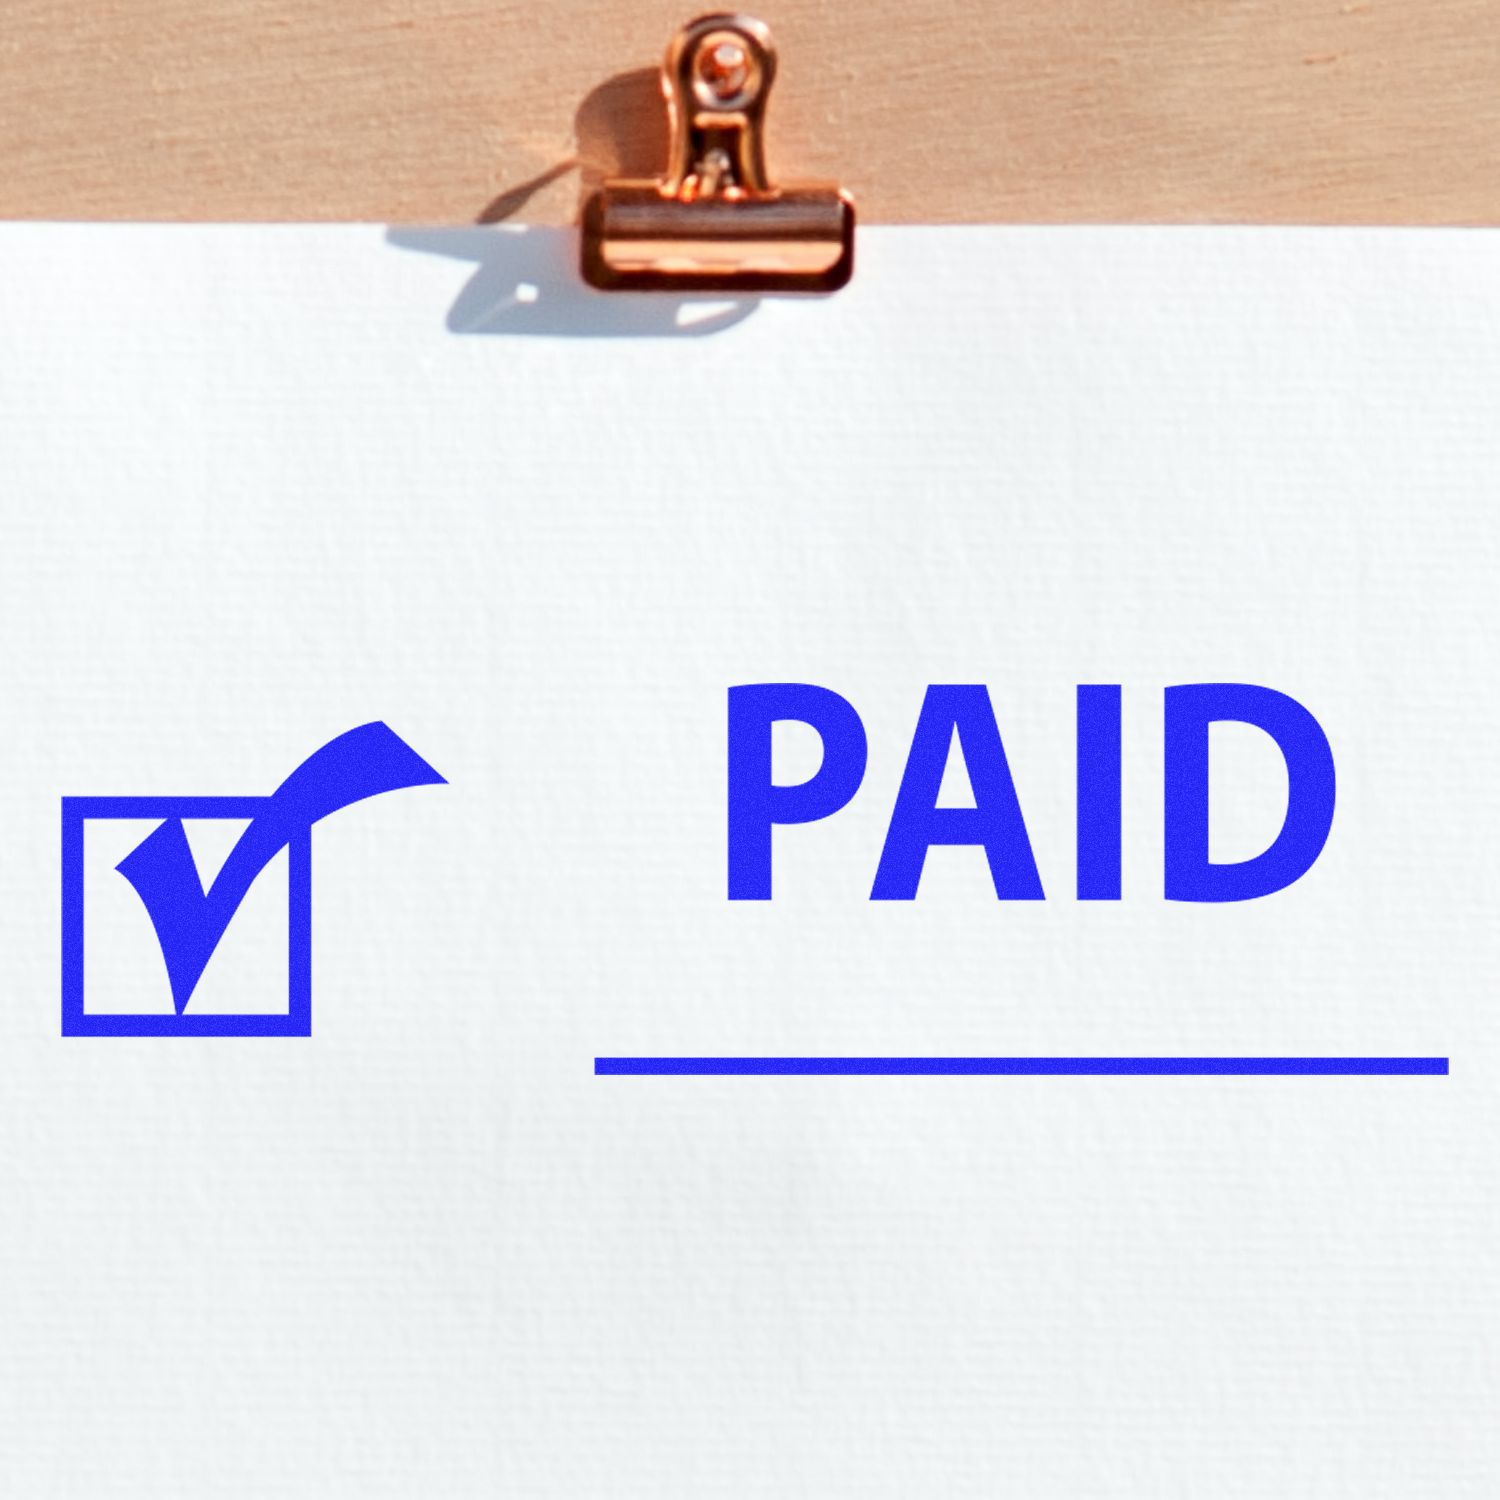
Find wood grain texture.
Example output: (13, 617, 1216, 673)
(1, 0, 1496, 224)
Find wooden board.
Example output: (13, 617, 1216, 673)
(2, 0, 1496, 224)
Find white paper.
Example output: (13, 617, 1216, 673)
(0, 224, 1496, 1496)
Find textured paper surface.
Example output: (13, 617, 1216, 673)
(0, 225, 1496, 1496)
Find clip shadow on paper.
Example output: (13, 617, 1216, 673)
(385, 225, 759, 338)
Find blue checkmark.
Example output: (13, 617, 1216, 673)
(114, 722, 445, 1012)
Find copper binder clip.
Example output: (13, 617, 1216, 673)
(581, 14, 855, 293)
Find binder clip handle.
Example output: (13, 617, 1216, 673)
(663, 15, 776, 200)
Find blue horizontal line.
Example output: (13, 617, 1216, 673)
(595, 1057, 1448, 1076)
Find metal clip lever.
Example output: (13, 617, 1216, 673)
(581, 14, 855, 293)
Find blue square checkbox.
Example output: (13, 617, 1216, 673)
(61, 797, 312, 1038)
